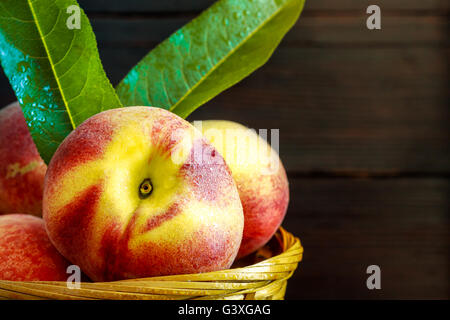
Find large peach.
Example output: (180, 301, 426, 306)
(196, 120, 289, 258)
(0, 214, 71, 281)
(43, 107, 244, 281)
(0, 102, 46, 216)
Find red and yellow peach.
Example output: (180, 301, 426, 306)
(0, 102, 46, 216)
(43, 107, 244, 281)
(0, 214, 71, 281)
(197, 120, 289, 258)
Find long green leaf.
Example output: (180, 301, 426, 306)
(0, 0, 122, 164)
(116, 0, 305, 119)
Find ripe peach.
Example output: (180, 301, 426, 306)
(43, 107, 244, 281)
(0, 214, 71, 281)
(0, 102, 46, 216)
(196, 120, 289, 258)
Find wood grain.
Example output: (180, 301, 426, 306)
(88, 16, 449, 47)
(190, 47, 449, 174)
(75, 45, 446, 174)
(284, 177, 449, 299)
(78, 0, 450, 12)
(0, 15, 447, 174)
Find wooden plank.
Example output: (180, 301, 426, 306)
(0, 45, 447, 173)
(307, 0, 449, 11)
(0, 14, 447, 173)
(89, 16, 449, 47)
(287, 16, 448, 46)
(282, 177, 449, 299)
(86, 16, 448, 173)
(79, 0, 449, 13)
(185, 48, 449, 174)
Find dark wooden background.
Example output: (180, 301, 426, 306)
(0, 0, 448, 299)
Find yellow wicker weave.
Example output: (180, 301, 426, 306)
(0, 227, 302, 300)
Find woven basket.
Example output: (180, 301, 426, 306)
(0, 227, 302, 300)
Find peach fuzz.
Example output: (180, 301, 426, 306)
(0, 214, 71, 281)
(0, 102, 46, 216)
(197, 120, 289, 258)
(43, 107, 244, 281)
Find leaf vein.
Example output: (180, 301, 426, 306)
(27, 0, 76, 129)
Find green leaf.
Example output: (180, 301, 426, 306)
(116, 0, 306, 119)
(0, 0, 122, 164)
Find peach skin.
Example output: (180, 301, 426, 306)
(197, 120, 289, 258)
(0, 214, 71, 281)
(43, 107, 244, 281)
(0, 102, 46, 216)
